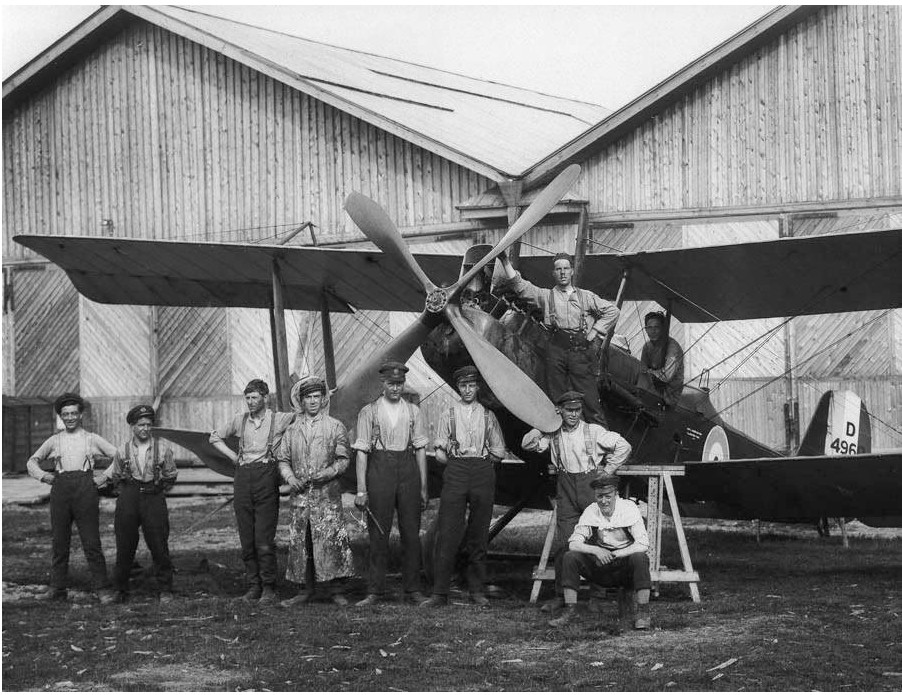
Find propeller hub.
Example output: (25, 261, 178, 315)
(425, 288, 449, 313)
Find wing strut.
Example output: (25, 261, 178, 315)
(321, 291, 337, 390)
(270, 257, 292, 411)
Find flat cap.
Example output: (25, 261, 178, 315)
(453, 365, 479, 384)
(126, 404, 155, 425)
(244, 379, 269, 396)
(379, 361, 409, 381)
(590, 473, 620, 491)
(297, 378, 327, 398)
(54, 392, 84, 415)
(555, 391, 584, 407)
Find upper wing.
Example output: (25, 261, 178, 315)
(518, 228, 902, 322)
(14, 235, 464, 312)
(681, 452, 902, 519)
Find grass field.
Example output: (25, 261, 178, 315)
(2, 496, 901, 691)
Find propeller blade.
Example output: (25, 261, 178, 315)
(344, 192, 436, 294)
(445, 304, 561, 432)
(328, 310, 443, 424)
(448, 163, 581, 299)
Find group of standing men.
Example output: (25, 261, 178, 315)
(26, 251, 683, 630)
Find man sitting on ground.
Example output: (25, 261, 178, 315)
(548, 473, 652, 630)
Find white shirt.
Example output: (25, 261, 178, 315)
(522, 421, 631, 474)
(568, 498, 649, 552)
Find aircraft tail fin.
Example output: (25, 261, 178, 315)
(797, 390, 871, 456)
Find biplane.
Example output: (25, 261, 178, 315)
(15, 164, 902, 533)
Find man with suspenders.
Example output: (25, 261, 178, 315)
(422, 365, 507, 608)
(353, 361, 429, 606)
(210, 379, 295, 603)
(26, 392, 118, 603)
(495, 252, 620, 426)
(521, 391, 631, 613)
(102, 404, 178, 603)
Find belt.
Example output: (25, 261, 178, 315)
(549, 329, 590, 351)
(56, 470, 92, 477)
(122, 479, 162, 494)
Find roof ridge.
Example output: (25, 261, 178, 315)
(165, 5, 606, 110)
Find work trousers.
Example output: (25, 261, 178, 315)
(431, 456, 495, 596)
(546, 342, 606, 426)
(113, 481, 173, 593)
(553, 470, 598, 594)
(559, 550, 652, 592)
(233, 461, 280, 589)
(365, 449, 422, 595)
(49, 471, 110, 590)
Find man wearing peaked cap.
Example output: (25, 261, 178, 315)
(210, 379, 295, 604)
(550, 472, 653, 630)
(26, 393, 118, 603)
(422, 365, 506, 608)
(521, 391, 632, 615)
(100, 404, 178, 603)
(353, 360, 429, 606)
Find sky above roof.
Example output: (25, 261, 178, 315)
(2, 4, 774, 112)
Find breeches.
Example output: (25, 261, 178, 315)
(546, 343, 605, 425)
(559, 550, 651, 592)
(113, 482, 172, 591)
(49, 471, 109, 590)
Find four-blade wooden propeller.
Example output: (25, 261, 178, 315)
(333, 164, 581, 432)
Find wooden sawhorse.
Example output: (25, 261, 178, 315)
(529, 464, 701, 603)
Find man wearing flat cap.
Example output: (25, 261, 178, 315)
(210, 379, 295, 603)
(353, 360, 429, 606)
(26, 392, 118, 602)
(495, 252, 619, 426)
(423, 365, 507, 608)
(101, 404, 178, 603)
(548, 473, 652, 630)
(277, 377, 355, 607)
(521, 391, 631, 613)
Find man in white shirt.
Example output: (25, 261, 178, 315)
(422, 365, 507, 608)
(521, 391, 631, 613)
(353, 361, 429, 606)
(548, 473, 652, 630)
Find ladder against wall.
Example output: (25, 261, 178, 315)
(530, 464, 701, 603)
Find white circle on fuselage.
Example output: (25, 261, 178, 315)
(702, 425, 730, 461)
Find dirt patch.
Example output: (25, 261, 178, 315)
(108, 663, 249, 690)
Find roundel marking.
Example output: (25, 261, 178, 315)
(702, 425, 730, 461)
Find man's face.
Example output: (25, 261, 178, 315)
(301, 391, 324, 416)
(132, 416, 153, 442)
(645, 318, 665, 343)
(561, 404, 582, 428)
(59, 405, 82, 432)
(595, 487, 618, 516)
(553, 259, 573, 288)
(245, 391, 266, 416)
(458, 380, 479, 404)
(383, 379, 405, 402)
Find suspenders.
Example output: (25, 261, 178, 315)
(370, 400, 416, 452)
(237, 411, 276, 465)
(550, 422, 599, 473)
(448, 405, 491, 459)
(546, 287, 588, 333)
(123, 438, 162, 483)
(52, 432, 95, 473)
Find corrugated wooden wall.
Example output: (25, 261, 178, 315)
(79, 299, 151, 397)
(577, 5, 902, 212)
(2, 18, 491, 261)
(12, 267, 79, 396)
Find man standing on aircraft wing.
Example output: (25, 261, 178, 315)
(353, 361, 429, 607)
(210, 379, 295, 604)
(548, 473, 652, 630)
(639, 311, 684, 406)
(26, 392, 118, 603)
(521, 391, 631, 613)
(422, 365, 507, 608)
(102, 404, 178, 603)
(495, 252, 619, 426)
(277, 377, 355, 608)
